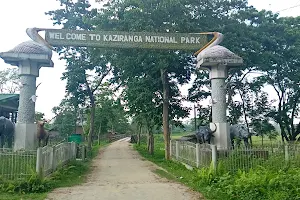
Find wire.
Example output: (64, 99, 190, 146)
(276, 4, 300, 13)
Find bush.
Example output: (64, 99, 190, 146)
(195, 165, 300, 200)
(0, 173, 52, 194)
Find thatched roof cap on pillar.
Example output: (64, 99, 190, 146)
(0, 41, 53, 67)
(197, 45, 243, 68)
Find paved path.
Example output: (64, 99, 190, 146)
(46, 138, 202, 200)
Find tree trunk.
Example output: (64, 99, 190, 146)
(149, 133, 154, 155)
(138, 125, 141, 146)
(161, 69, 170, 160)
(239, 90, 252, 147)
(98, 122, 102, 146)
(88, 103, 95, 150)
(146, 128, 154, 155)
(74, 106, 77, 134)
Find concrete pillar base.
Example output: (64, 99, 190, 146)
(14, 123, 37, 151)
(210, 122, 231, 150)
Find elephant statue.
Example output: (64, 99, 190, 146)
(230, 124, 251, 148)
(37, 120, 49, 147)
(0, 116, 15, 148)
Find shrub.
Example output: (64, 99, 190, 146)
(0, 173, 52, 194)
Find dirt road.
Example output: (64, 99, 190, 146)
(46, 138, 202, 200)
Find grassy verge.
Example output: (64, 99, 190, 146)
(135, 136, 300, 200)
(0, 141, 109, 200)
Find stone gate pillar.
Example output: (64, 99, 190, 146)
(0, 41, 53, 150)
(197, 45, 243, 149)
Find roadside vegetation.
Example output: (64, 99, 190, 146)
(135, 134, 300, 200)
(0, 142, 108, 200)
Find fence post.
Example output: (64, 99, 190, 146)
(285, 145, 289, 162)
(81, 145, 86, 160)
(52, 146, 56, 172)
(36, 147, 43, 178)
(72, 143, 77, 159)
(196, 143, 200, 168)
(175, 141, 179, 160)
(67, 143, 69, 159)
(211, 145, 217, 172)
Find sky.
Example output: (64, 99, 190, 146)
(0, 0, 299, 120)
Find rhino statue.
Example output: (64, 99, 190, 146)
(230, 124, 251, 148)
(0, 116, 15, 148)
(178, 123, 217, 144)
(195, 123, 217, 144)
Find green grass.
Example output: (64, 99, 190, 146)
(170, 132, 191, 139)
(251, 136, 282, 147)
(170, 132, 284, 147)
(135, 135, 300, 200)
(0, 141, 109, 200)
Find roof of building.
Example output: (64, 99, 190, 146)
(0, 94, 19, 112)
(0, 94, 19, 101)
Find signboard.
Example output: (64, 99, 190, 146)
(45, 29, 207, 51)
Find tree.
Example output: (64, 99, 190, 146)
(87, 0, 242, 159)
(246, 13, 300, 141)
(46, 0, 110, 150)
(0, 68, 20, 93)
(52, 97, 78, 137)
(188, 6, 300, 144)
(47, 0, 255, 158)
(61, 49, 112, 150)
(84, 84, 130, 141)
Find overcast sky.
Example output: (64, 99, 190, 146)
(0, 0, 299, 119)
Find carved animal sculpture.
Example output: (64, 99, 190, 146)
(230, 124, 251, 148)
(0, 116, 14, 148)
(195, 123, 217, 144)
(37, 120, 49, 147)
(179, 123, 217, 144)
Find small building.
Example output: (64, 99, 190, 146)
(75, 124, 84, 135)
(0, 94, 19, 123)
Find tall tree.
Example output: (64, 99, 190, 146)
(248, 13, 300, 141)
(52, 97, 78, 137)
(0, 68, 20, 94)
(46, 0, 110, 150)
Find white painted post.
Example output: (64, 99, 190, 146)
(196, 143, 200, 168)
(285, 145, 289, 162)
(36, 147, 43, 177)
(211, 145, 217, 172)
(175, 141, 179, 160)
(52, 146, 56, 171)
